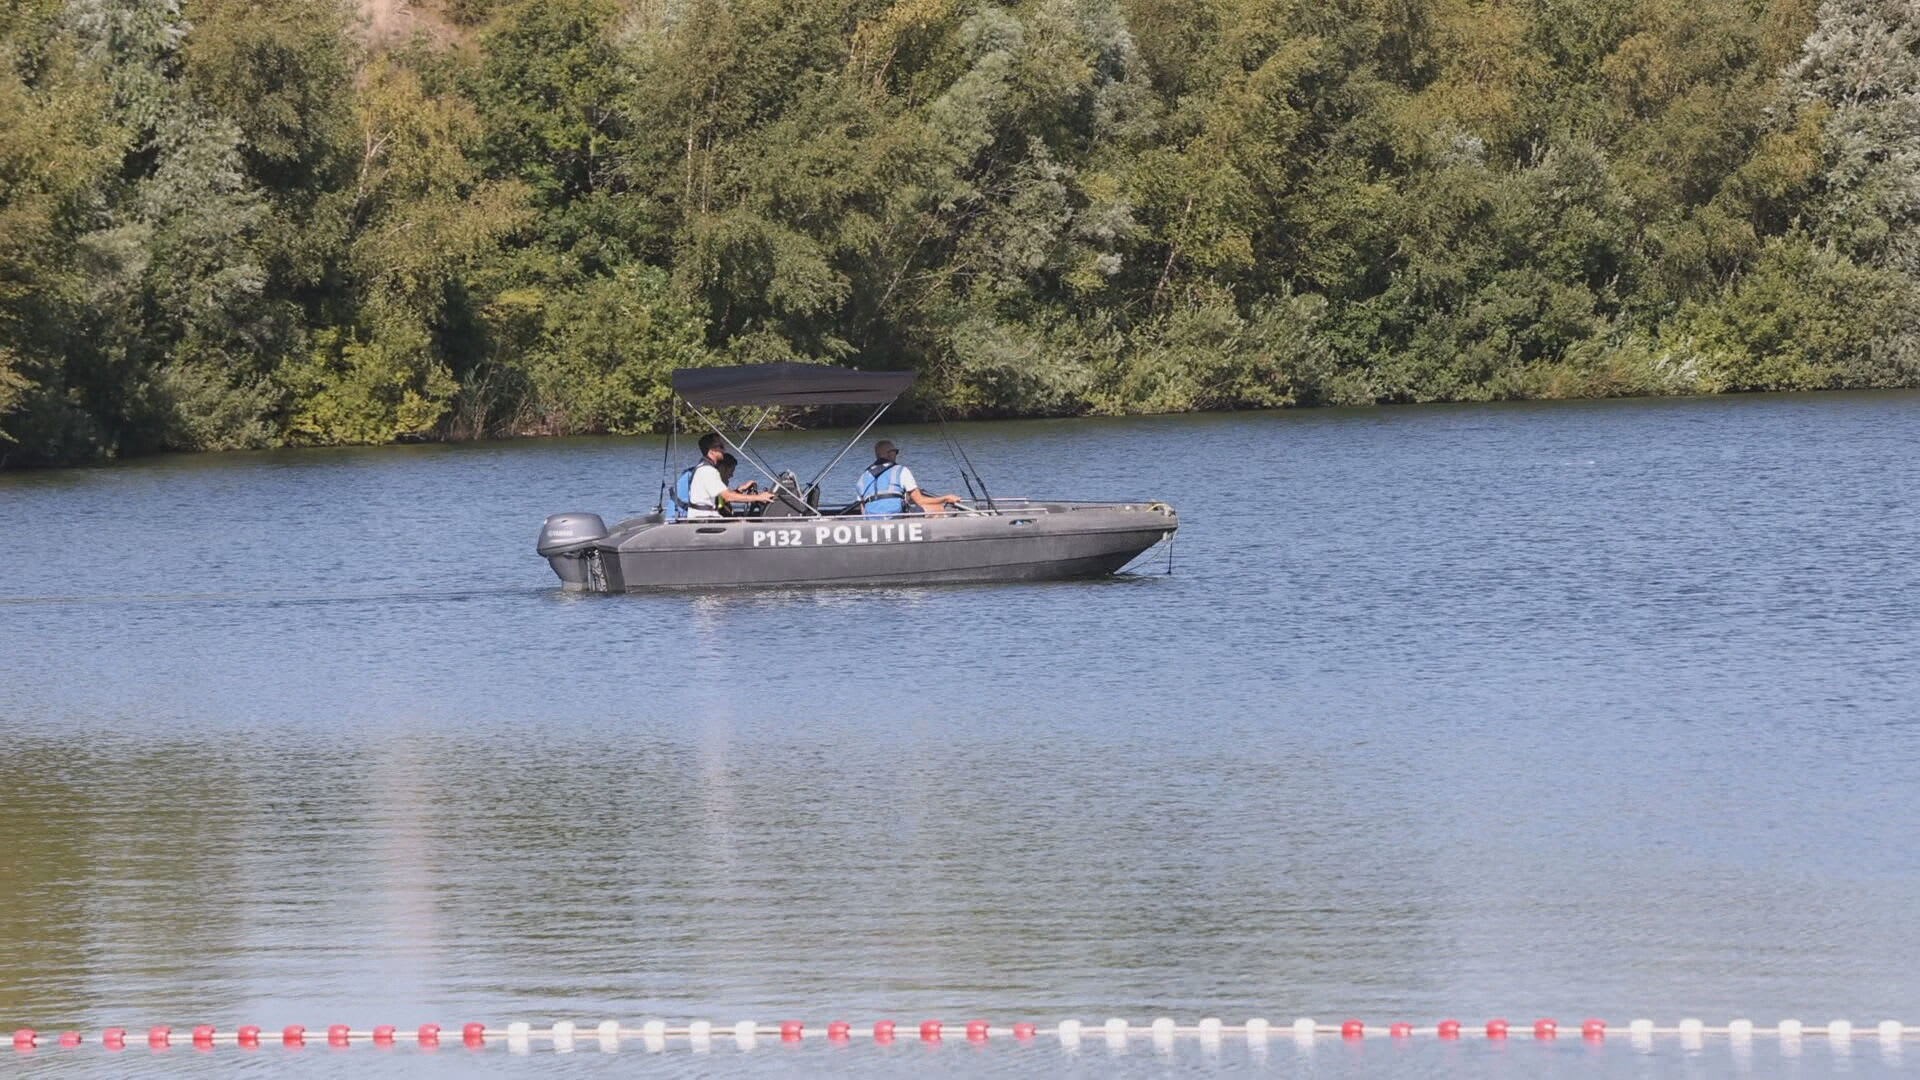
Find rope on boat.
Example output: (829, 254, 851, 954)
(12, 1017, 1915, 1051)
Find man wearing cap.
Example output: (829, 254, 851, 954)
(856, 440, 962, 516)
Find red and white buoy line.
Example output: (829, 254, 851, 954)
(9, 1016, 1918, 1052)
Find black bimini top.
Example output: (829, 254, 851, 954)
(673, 363, 916, 407)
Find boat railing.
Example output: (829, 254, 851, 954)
(650, 498, 1168, 526)
(823, 499, 1167, 521)
(941, 498, 1170, 515)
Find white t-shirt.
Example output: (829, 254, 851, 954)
(687, 463, 727, 519)
(856, 464, 917, 501)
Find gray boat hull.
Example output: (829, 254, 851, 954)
(538, 501, 1176, 591)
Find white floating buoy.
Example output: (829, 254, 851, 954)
(689, 1020, 712, 1043)
(506, 1021, 530, 1039)
(1104, 1018, 1128, 1037)
(1829, 1019, 1853, 1041)
(1629, 1019, 1653, 1036)
(641, 1020, 665, 1039)
(1879, 1020, 1903, 1041)
(1150, 1018, 1175, 1044)
(734, 1020, 757, 1049)
(552, 1021, 575, 1050)
(1678, 1018, 1703, 1036)
(1729, 1019, 1754, 1039)
(1779, 1019, 1804, 1038)
(1198, 1018, 1223, 1040)
(596, 1020, 619, 1052)
(1058, 1019, 1082, 1045)
(1246, 1018, 1270, 1043)
(1292, 1017, 1316, 1038)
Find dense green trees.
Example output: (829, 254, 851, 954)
(1, 0, 1914, 466)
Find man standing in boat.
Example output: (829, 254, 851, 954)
(675, 434, 773, 520)
(858, 440, 962, 516)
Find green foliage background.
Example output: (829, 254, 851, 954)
(3, 0, 1917, 465)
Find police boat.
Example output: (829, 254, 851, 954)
(535, 363, 1178, 591)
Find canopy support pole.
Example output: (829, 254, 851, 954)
(722, 409, 789, 492)
(730, 405, 784, 488)
(737, 406, 775, 451)
(805, 400, 895, 494)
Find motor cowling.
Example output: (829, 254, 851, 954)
(537, 512, 608, 556)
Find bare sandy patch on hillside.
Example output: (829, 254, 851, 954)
(356, 0, 461, 48)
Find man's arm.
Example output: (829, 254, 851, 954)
(907, 487, 962, 513)
(693, 468, 769, 510)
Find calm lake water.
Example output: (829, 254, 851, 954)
(3, 391, 1919, 1076)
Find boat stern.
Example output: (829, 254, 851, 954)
(537, 512, 609, 590)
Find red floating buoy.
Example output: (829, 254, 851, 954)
(873, 1019, 896, 1042)
(462, 1022, 486, 1046)
(283, 1025, 305, 1046)
(966, 1020, 989, 1041)
(373, 1025, 396, 1045)
(1582, 1018, 1607, 1039)
(779, 1021, 803, 1042)
(58, 1032, 82, 1048)
(1389, 1023, 1413, 1038)
(191, 1026, 216, 1045)
(102, 1028, 126, 1048)
(1341, 1019, 1364, 1039)
(11, 1030, 34, 1049)
(1437, 1019, 1461, 1039)
(419, 1023, 441, 1046)
(1486, 1019, 1510, 1039)
(1534, 1018, 1557, 1039)
(827, 1021, 850, 1041)
(919, 1019, 942, 1041)
(327, 1024, 350, 1046)
(1013, 1022, 1037, 1040)
(148, 1027, 171, 1046)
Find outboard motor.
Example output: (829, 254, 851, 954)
(537, 513, 608, 589)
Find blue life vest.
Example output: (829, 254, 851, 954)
(858, 461, 907, 516)
(668, 462, 716, 520)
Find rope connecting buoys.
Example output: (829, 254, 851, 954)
(7, 1017, 1913, 1051)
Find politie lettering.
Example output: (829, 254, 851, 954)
(750, 522, 928, 547)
